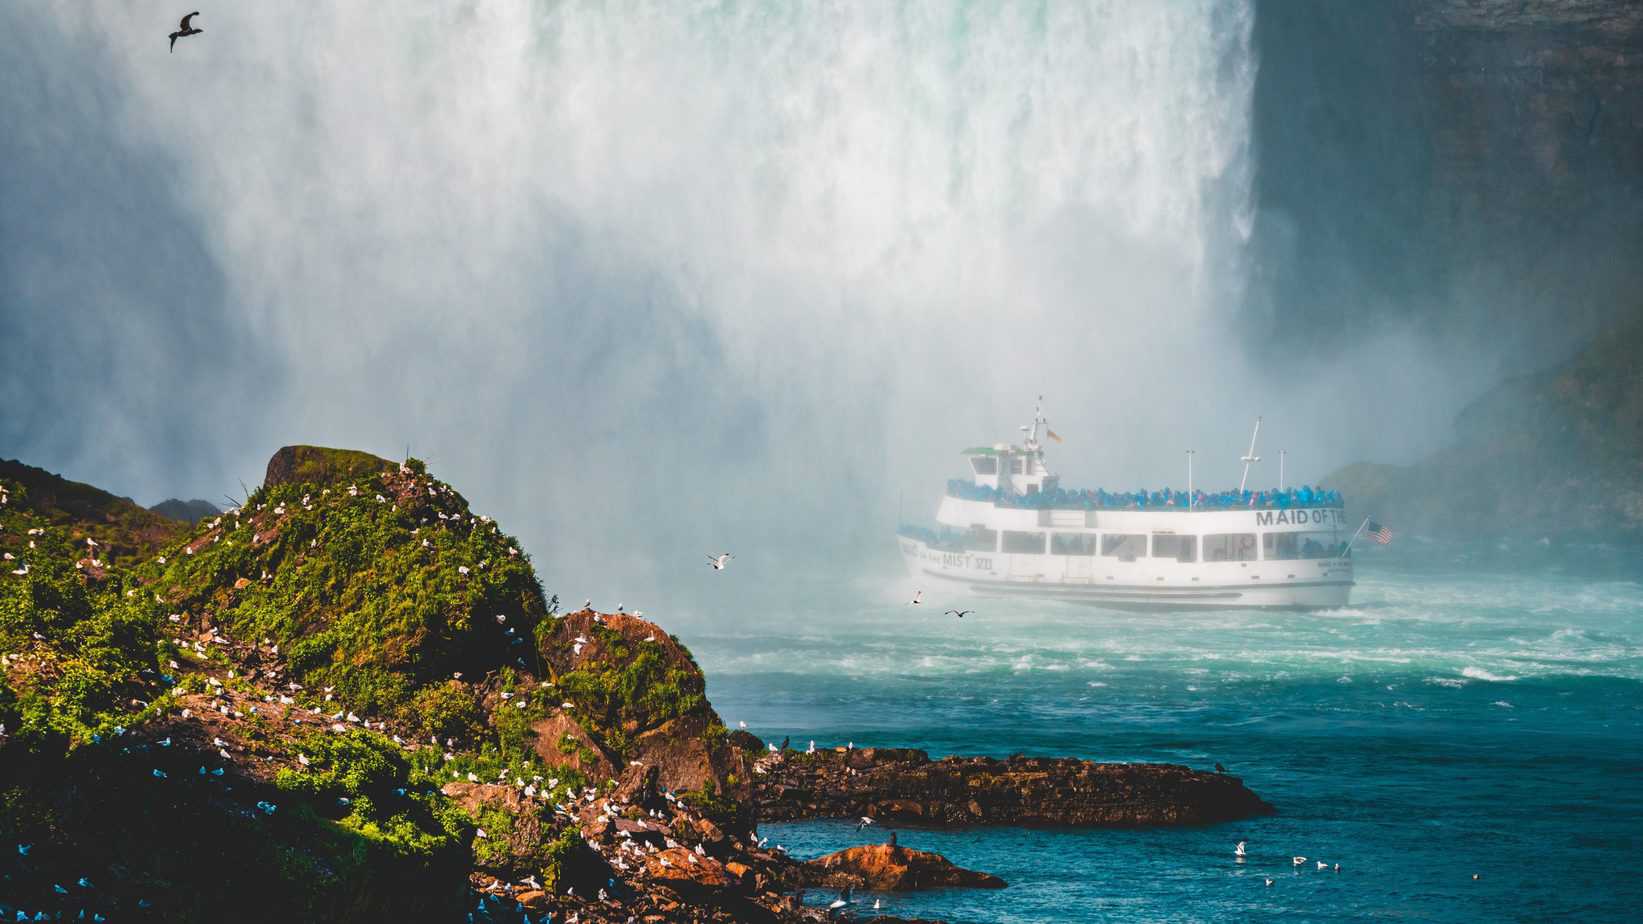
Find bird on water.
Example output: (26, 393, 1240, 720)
(169, 12, 202, 52)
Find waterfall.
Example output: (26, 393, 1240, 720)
(9, 1, 1260, 601)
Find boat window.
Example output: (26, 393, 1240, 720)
(1152, 534, 1197, 563)
(1011, 457, 1026, 475)
(970, 456, 997, 476)
(1002, 530, 1046, 554)
(1262, 531, 1340, 560)
(963, 526, 997, 553)
(1100, 534, 1147, 561)
(1203, 533, 1257, 562)
(1051, 533, 1097, 556)
(1263, 532, 1299, 561)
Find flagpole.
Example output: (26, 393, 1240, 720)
(1338, 515, 1371, 559)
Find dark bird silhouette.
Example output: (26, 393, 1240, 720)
(886, 830, 898, 848)
(945, 609, 974, 618)
(1215, 762, 1227, 773)
(169, 12, 202, 52)
(779, 736, 790, 751)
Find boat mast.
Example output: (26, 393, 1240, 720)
(1238, 416, 1263, 492)
(1186, 449, 1196, 511)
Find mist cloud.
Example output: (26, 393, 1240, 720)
(2, 1, 1479, 620)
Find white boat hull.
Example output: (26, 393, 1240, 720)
(898, 535, 1353, 609)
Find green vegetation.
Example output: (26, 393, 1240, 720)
(0, 460, 187, 567)
(0, 491, 166, 750)
(143, 457, 549, 727)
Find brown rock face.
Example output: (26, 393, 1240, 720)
(628, 711, 718, 793)
(530, 712, 617, 779)
(804, 844, 1006, 891)
(756, 747, 1274, 827)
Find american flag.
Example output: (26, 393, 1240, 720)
(1367, 520, 1393, 545)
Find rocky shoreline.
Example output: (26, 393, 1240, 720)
(754, 746, 1273, 828)
(1, 447, 1275, 924)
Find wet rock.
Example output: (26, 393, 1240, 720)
(804, 844, 1006, 891)
(757, 747, 1274, 826)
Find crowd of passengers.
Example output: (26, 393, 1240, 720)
(945, 480, 1344, 510)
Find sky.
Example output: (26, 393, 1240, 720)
(0, 1, 1526, 619)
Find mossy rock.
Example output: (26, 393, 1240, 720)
(263, 446, 399, 490)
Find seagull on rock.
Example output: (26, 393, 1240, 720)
(168, 12, 202, 52)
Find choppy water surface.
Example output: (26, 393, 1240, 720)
(689, 542, 1643, 922)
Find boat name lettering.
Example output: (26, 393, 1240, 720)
(1255, 509, 1345, 527)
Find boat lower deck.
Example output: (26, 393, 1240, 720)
(900, 536, 1354, 609)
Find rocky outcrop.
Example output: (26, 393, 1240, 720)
(537, 610, 755, 826)
(755, 747, 1273, 827)
(803, 845, 1006, 891)
(1327, 317, 1643, 538)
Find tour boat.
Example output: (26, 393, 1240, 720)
(897, 401, 1356, 609)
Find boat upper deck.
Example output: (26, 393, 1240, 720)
(946, 479, 1343, 512)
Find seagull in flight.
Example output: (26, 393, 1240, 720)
(856, 815, 874, 831)
(708, 552, 732, 571)
(944, 609, 973, 618)
(1234, 840, 1246, 858)
(908, 590, 923, 606)
(169, 12, 202, 52)
(1292, 856, 1307, 866)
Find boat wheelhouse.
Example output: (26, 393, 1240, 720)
(897, 402, 1355, 609)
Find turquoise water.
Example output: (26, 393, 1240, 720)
(691, 541, 1643, 922)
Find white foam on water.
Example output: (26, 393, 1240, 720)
(1460, 667, 1519, 683)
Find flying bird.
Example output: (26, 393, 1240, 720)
(168, 12, 202, 52)
(856, 816, 874, 831)
(1292, 856, 1306, 866)
(1234, 840, 1246, 858)
(944, 609, 973, 618)
(708, 552, 732, 571)
(908, 590, 923, 606)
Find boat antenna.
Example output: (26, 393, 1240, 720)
(1023, 395, 1046, 452)
(1238, 416, 1262, 493)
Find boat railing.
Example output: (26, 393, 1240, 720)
(945, 479, 1345, 511)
